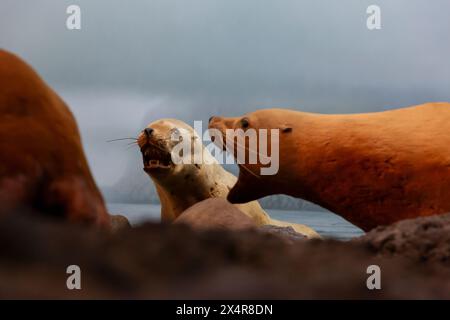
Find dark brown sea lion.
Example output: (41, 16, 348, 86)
(0, 50, 110, 227)
(209, 103, 450, 231)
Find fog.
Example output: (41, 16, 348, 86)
(1, 0, 449, 188)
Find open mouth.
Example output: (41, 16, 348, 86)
(141, 144, 173, 171)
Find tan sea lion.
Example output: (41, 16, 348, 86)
(136, 118, 320, 238)
(0, 49, 110, 227)
(208, 103, 450, 231)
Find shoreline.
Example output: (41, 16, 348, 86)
(106, 202, 364, 240)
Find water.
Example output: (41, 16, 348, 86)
(267, 209, 364, 240)
(107, 203, 364, 240)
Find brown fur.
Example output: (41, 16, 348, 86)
(209, 103, 450, 231)
(0, 50, 109, 227)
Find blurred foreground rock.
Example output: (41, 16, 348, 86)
(174, 198, 257, 230)
(1, 212, 450, 299)
(356, 213, 450, 265)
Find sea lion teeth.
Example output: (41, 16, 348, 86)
(136, 119, 320, 238)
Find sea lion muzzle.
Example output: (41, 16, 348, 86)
(144, 127, 154, 137)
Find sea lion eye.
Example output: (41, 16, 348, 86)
(240, 118, 250, 129)
(171, 128, 183, 141)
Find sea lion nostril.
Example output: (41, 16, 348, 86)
(144, 128, 154, 137)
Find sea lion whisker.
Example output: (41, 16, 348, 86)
(220, 140, 263, 178)
(233, 140, 267, 159)
(214, 128, 267, 159)
(107, 137, 138, 143)
(126, 145, 137, 150)
(139, 119, 318, 238)
(217, 135, 266, 178)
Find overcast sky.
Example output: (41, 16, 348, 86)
(1, 0, 449, 186)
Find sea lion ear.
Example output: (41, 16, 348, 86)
(280, 125, 292, 133)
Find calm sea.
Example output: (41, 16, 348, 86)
(107, 203, 364, 240)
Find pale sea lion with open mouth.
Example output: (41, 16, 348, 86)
(208, 103, 450, 231)
(137, 118, 320, 238)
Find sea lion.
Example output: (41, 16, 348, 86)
(137, 118, 320, 238)
(0, 49, 110, 227)
(208, 103, 450, 231)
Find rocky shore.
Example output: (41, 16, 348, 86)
(1, 211, 449, 299)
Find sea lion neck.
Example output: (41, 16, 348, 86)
(232, 111, 349, 201)
(259, 111, 333, 198)
(279, 113, 356, 201)
(153, 163, 232, 220)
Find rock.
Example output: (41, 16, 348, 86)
(258, 225, 307, 243)
(356, 212, 450, 265)
(174, 198, 310, 242)
(174, 198, 257, 231)
(110, 214, 131, 233)
(1, 212, 450, 299)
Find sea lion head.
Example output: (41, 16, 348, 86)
(208, 109, 295, 204)
(137, 119, 217, 189)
